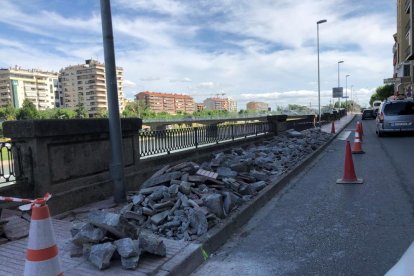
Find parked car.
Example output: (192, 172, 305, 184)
(372, 100, 382, 115)
(376, 99, 414, 137)
(362, 109, 376, 120)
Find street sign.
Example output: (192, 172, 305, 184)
(333, 87, 343, 98)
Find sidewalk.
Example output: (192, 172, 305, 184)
(320, 114, 355, 133)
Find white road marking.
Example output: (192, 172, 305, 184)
(337, 131, 351, 140)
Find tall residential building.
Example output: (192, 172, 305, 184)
(0, 66, 58, 109)
(203, 97, 237, 112)
(135, 91, 195, 114)
(395, 0, 414, 95)
(246, 101, 269, 111)
(60, 59, 124, 117)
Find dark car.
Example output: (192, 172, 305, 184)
(362, 109, 376, 120)
(376, 100, 414, 137)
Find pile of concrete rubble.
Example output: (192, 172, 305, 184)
(70, 128, 331, 270)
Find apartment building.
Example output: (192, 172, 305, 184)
(394, 0, 414, 95)
(203, 97, 237, 112)
(135, 91, 195, 114)
(60, 59, 124, 117)
(0, 66, 58, 109)
(246, 101, 269, 111)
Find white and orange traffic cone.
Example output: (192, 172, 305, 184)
(336, 141, 363, 184)
(352, 130, 365, 154)
(24, 195, 63, 276)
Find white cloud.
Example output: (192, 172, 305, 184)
(0, 0, 396, 109)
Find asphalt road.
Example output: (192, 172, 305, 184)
(193, 116, 414, 276)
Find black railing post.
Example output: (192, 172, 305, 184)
(231, 124, 234, 141)
(194, 127, 198, 149)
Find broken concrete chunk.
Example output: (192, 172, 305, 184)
(121, 256, 140, 270)
(150, 210, 170, 225)
(168, 184, 179, 195)
(250, 181, 267, 192)
(88, 242, 116, 270)
(217, 167, 238, 178)
(203, 194, 225, 219)
(139, 231, 167, 257)
(189, 209, 208, 236)
(132, 195, 144, 205)
(72, 223, 106, 246)
(114, 238, 141, 258)
(179, 181, 192, 195)
(88, 211, 137, 239)
(141, 172, 182, 188)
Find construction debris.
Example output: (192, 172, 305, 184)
(69, 128, 331, 270)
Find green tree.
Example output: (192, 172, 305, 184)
(0, 104, 17, 121)
(95, 108, 108, 118)
(16, 99, 39, 120)
(122, 100, 148, 118)
(75, 103, 88, 118)
(369, 84, 394, 106)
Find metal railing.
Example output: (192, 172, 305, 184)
(139, 122, 270, 157)
(0, 142, 23, 185)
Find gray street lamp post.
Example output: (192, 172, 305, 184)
(317, 19, 327, 127)
(345, 74, 350, 112)
(337, 60, 344, 108)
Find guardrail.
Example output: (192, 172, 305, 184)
(139, 122, 270, 157)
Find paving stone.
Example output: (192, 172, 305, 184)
(139, 231, 166, 257)
(114, 238, 140, 258)
(72, 223, 106, 246)
(88, 211, 137, 239)
(88, 242, 117, 270)
(121, 255, 140, 270)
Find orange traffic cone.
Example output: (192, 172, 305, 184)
(352, 130, 365, 154)
(336, 141, 363, 184)
(356, 122, 363, 142)
(358, 121, 364, 136)
(331, 121, 336, 134)
(24, 198, 63, 276)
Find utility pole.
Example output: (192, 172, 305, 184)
(100, 0, 126, 203)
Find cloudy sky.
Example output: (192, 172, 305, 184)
(0, 0, 395, 109)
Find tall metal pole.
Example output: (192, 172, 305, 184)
(337, 60, 344, 108)
(100, 0, 126, 203)
(317, 19, 327, 128)
(345, 74, 350, 113)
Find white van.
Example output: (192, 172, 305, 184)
(372, 100, 382, 115)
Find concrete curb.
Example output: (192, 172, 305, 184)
(157, 115, 356, 276)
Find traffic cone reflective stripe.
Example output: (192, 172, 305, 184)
(24, 200, 63, 276)
(352, 130, 365, 154)
(356, 121, 363, 141)
(336, 141, 363, 184)
(331, 121, 336, 134)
